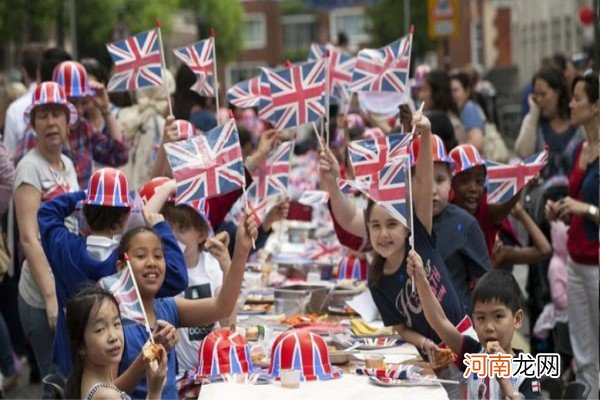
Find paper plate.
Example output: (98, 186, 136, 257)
(368, 376, 440, 387)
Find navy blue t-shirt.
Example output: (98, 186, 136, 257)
(369, 217, 467, 344)
(433, 204, 490, 314)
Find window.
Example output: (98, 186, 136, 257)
(282, 14, 317, 52)
(242, 13, 267, 50)
(552, 18, 562, 52)
(225, 61, 265, 90)
(330, 8, 369, 51)
(564, 16, 572, 54)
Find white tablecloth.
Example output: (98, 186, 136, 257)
(198, 343, 448, 400)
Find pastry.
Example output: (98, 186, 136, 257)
(142, 342, 164, 372)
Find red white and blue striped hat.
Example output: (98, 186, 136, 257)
(408, 134, 455, 167)
(138, 177, 173, 203)
(23, 82, 78, 125)
(196, 329, 256, 377)
(449, 144, 486, 176)
(174, 120, 198, 140)
(52, 61, 95, 98)
(84, 168, 130, 207)
(268, 329, 342, 381)
(337, 254, 368, 281)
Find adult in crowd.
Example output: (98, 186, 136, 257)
(516, 67, 583, 179)
(13, 82, 80, 387)
(173, 64, 217, 133)
(449, 71, 486, 152)
(546, 73, 599, 397)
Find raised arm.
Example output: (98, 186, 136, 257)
(514, 95, 540, 159)
(412, 112, 434, 234)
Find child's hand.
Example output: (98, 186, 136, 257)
(492, 236, 508, 269)
(406, 249, 427, 283)
(510, 202, 525, 218)
(145, 345, 167, 396)
(153, 320, 179, 351)
(411, 110, 431, 135)
(398, 104, 413, 132)
(236, 212, 259, 252)
(256, 129, 281, 158)
(319, 147, 340, 191)
(161, 116, 178, 145)
(142, 205, 165, 227)
(206, 234, 232, 272)
(485, 340, 507, 355)
(263, 200, 290, 231)
(545, 199, 559, 221)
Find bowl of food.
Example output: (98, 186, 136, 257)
(328, 344, 351, 366)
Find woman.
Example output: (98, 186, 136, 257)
(545, 73, 599, 397)
(516, 67, 583, 179)
(13, 82, 80, 387)
(449, 71, 486, 152)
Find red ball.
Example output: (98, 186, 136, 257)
(579, 6, 594, 26)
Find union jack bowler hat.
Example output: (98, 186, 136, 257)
(52, 61, 95, 98)
(23, 82, 78, 125)
(84, 168, 130, 207)
(196, 329, 256, 377)
(449, 144, 486, 176)
(268, 329, 342, 381)
(174, 119, 198, 140)
(138, 177, 174, 203)
(408, 134, 455, 168)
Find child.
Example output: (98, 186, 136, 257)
(449, 144, 528, 260)
(38, 168, 188, 375)
(65, 286, 167, 400)
(407, 254, 542, 399)
(117, 210, 257, 399)
(492, 202, 552, 270)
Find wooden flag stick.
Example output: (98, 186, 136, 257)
(155, 20, 173, 116)
(311, 122, 325, 151)
(406, 157, 416, 294)
(210, 28, 221, 122)
(324, 55, 331, 148)
(124, 253, 155, 342)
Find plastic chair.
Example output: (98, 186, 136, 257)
(42, 373, 66, 400)
(562, 381, 591, 400)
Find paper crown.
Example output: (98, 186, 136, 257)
(196, 329, 256, 377)
(84, 168, 130, 207)
(53, 61, 95, 98)
(268, 329, 341, 381)
(449, 144, 485, 176)
(408, 134, 455, 167)
(23, 82, 78, 125)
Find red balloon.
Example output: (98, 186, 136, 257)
(580, 6, 594, 26)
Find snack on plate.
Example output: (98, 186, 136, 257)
(279, 313, 325, 326)
(486, 340, 499, 353)
(142, 342, 164, 372)
(205, 231, 229, 250)
(430, 347, 454, 369)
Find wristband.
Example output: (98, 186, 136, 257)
(588, 205, 598, 218)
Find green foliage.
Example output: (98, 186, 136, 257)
(0, 0, 56, 43)
(280, 0, 314, 15)
(365, 0, 435, 61)
(179, 0, 243, 63)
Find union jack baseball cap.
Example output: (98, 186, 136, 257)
(408, 134, 455, 167)
(23, 82, 79, 125)
(196, 329, 256, 377)
(449, 144, 486, 176)
(268, 329, 342, 381)
(52, 61, 95, 98)
(84, 168, 130, 207)
(174, 119, 198, 140)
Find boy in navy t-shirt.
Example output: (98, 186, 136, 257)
(408, 256, 542, 399)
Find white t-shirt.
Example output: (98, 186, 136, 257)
(175, 251, 223, 372)
(3, 84, 36, 155)
(86, 235, 121, 261)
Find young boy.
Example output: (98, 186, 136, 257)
(407, 252, 542, 399)
(38, 168, 188, 375)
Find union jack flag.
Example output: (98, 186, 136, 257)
(42, 167, 73, 202)
(245, 196, 272, 225)
(227, 76, 261, 108)
(106, 29, 163, 92)
(303, 241, 343, 264)
(173, 38, 215, 97)
(354, 158, 411, 228)
(485, 148, 548, 204)
(337, 178, 362, 196)
(99, 266, 145, 325)
(267, 60, 326, 130)
(298, 190, 329, 206)
(349, 33, 412, 93)
(164, 119, 245, 203)
(309, 44, 355, 101)
(258, 68, 275, 120)
(250, 142, 293, 199)
(337, 254, 368, 280)
(348, 133, 412, 178)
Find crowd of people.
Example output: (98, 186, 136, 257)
(0, 40, 597, 400)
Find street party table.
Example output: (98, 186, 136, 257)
(197, 342, 449, 400)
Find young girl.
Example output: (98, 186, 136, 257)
(65, 286, 167, 400)
(117, 210, 257, 399)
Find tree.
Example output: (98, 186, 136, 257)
(0, 0, 56, 44)
(179, 0, 243, 63)
(365, 0, 435, 63)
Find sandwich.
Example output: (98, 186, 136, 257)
(142, 342, 164, 372)
(486, 340, 499, 353)
(431, 347, 454, 369)
(205, 231, 229, 250)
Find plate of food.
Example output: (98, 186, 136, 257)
(327, 304, 359, 316)
(368, 376, 441, 387)
(350, 337, 403, 350)
(239, 304, 272, 315)
(245, 292, 275, 304)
